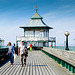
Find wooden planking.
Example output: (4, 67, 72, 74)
(41, 52, 73, 75)
(12, 62, 20, 75)
(29, 59, 33, 75)
(35, 60, 40, 75)
(40, 53, 59, 75)
(41, 52, 68, 75)
(32, 59, 34, 75)
(26, 59, 30, 75)
(0, 51, 74, 75)
(40, 57, 54, 75)
(42, 47, 75, 66)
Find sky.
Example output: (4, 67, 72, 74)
(0, 0, 75, 46)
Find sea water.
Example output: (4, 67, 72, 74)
(53, 46, 75, 52)
(0, 46, 8, 49)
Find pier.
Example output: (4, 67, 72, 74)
(41, 47, 75, 73)
(0, 50, 74, 75)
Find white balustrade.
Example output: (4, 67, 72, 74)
(17, 36, 48, 41)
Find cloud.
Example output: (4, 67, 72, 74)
(0, 25, 23, 45)
(0, 17, 30, 45)
(42, 10, 75, 46)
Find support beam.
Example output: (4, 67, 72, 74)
(34, 29, 35, 37)
(24, 29, 25, 37)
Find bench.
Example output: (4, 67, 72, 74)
(41, 47, 75, 73)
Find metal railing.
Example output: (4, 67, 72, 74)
(17, 36, 56, 42)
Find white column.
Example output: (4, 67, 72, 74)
(34, 29, 35, 37)
(24, 29, 25, 37)
(43, 28, 45, 37)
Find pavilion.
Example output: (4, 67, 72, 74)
(17, 8, 56, 47)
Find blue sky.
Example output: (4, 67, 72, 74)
(0, 0, 75, 46)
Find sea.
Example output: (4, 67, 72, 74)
(0, 46, 8, 49)
(53, 46, 75, 52)
(0, 46, 75, 52)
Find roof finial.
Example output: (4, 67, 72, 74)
(35, 6, 38, 13)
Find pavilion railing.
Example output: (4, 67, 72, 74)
(17, 36, 56, 42)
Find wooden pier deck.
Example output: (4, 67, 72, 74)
(0, 51, 74, 75)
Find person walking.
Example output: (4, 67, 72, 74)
(18, 40, 27, 67)
(7, 42, 15, 65)
(30, 44, 32, 51)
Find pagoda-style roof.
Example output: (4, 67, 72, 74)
(31, 13, 43, 19)
(20, 12, 53, 29)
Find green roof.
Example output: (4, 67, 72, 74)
(20, 12, 53, 29)
(31, 13, 43, 19)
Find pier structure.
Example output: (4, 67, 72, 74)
(0, 38, 4, 47)
(41, 47, 75, 73)
(0, 38, 8, 63)
(17, 8, 56, 47)
(1, 50, 74, 75)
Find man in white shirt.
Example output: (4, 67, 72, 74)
(18, 40, 27, 67)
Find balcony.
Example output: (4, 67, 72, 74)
(17, 36, 56, 42)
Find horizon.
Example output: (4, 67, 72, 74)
(0, 0, 75, 46)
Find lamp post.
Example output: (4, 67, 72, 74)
(65, 31, 70, 50)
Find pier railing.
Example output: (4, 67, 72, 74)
(0, 48, 9, 63)
(43, 47, 75, 60)
(0, 48, 8, 57)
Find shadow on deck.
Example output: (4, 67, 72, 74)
(0, 51, 74, 75)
